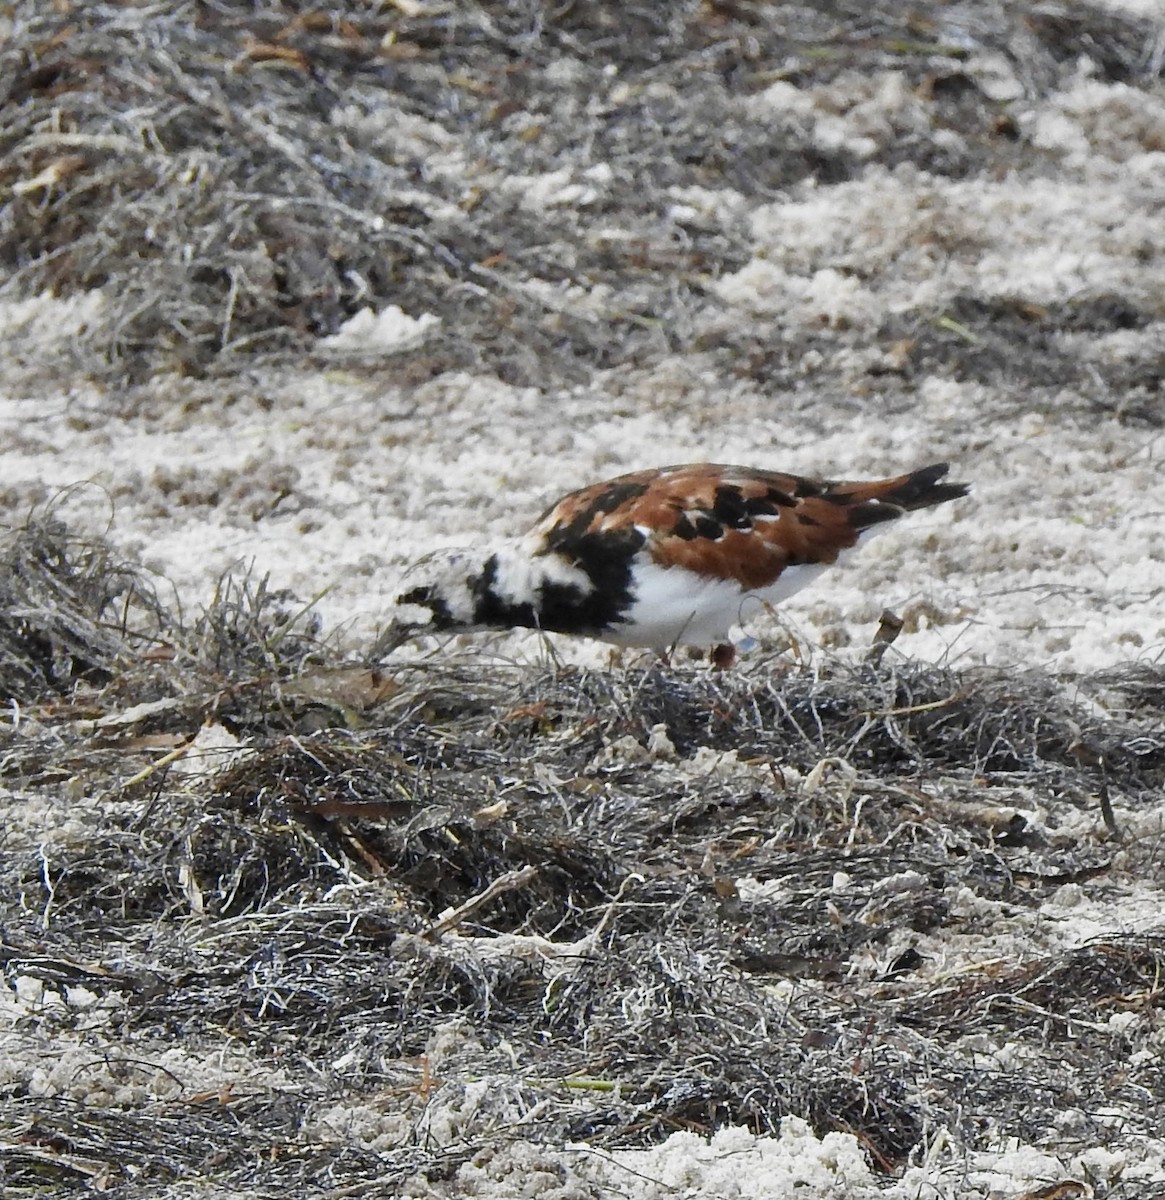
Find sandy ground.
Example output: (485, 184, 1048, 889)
(4, 64, 1165, 673)
(3, 3, 1165, 1196)
(4, 298, 1164, 679)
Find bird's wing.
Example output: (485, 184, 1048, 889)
(530, 462, 965, 590)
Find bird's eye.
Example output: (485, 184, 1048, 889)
(396, 585, 453, 630)
(399, 585, 435, 607)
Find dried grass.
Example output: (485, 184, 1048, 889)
(3, 0, 1161, 398)
(0, 511, 162, 701)
(4, 0, 1165, 1191)
(2, 516, 1164, 1192)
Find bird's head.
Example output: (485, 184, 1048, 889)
(375, 541, 579, 657)
(375, 549, 488, 654)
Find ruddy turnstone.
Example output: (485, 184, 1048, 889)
(385, 461, 967, 665)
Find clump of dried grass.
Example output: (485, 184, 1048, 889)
(0, 508, 340, 714)
(1, 1091, 426, 1195)
(0, 512, 161, 701)
(181, 571, 329, 692)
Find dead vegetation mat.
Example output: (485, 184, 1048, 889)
(3, 0, 1165, 424)
(1, 516, 1164, 1195)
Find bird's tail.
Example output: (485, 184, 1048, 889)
(827, 463, 969, 531)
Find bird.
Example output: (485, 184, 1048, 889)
(383, 461, 968, 666)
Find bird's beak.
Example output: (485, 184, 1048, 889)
(369, 619, 415, 660)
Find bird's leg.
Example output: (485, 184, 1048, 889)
(709, 643, 737, 670)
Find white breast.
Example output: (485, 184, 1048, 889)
(603, 558, 829, 649)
